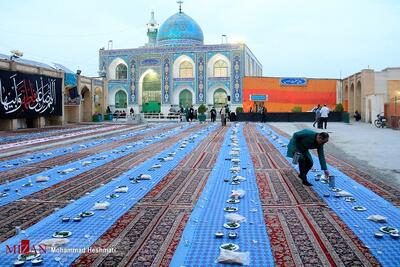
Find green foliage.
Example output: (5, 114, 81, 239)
(198, 104, 208, 115)
(236, 106, 244, 113)
(335, 103, 344, 112)
(291, 106, 302, 112)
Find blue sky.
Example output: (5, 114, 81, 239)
(0, 0, 399, 78)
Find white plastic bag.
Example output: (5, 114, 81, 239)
(367, 215, 387, 223)
(151, 164, 162, 169)
(336, 190, 352, 197)
(230, 167, 241, 172)
(217, 249, 250, 265)
(35, 176, 49, 182)
(115, 186, 128, 193)
(58, 168, 76, 174)
(231, 189, 246, 199)
(39, 238, 69, 248)
(235, 176, 246, 182)
(225, 213, 246, 223)
(231, 158, 241, 163)
(138, 174, 152, 180)
(93, 201, 110, 210)
(229, 150, 240, 156)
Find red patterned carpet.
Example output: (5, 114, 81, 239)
(71, 127, 226, 266)
(244, 125, 381, 267)
(2, 123, 398, 266)
(0, 124, 174, 185)
(0, 124, 203, 243)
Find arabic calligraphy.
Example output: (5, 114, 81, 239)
(0, 70, 62, 118)
(280, 78, 307, 86)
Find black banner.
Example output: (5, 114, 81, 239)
(0, 70, 62, 119)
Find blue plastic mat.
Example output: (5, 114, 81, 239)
(0, 124, 167, 172)
(0, 125, 97, 144)
(257, 124, 400, 267)
(0, 124, 192, 207)
(171, 123, 275, 267)
(0, 124, 218, 266)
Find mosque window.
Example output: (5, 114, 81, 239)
(213, 60, 228, 77)
(116, 64, 128, 80)
(179, 61, 193, 78)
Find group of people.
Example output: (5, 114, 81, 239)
(106, 106, 135, 121)
(176, 106, 197, 122)
(249, 105, 268, 122)
(171, 104, 237, 125)
(312, 104, 330, 129)
(112, 110, 126, 119)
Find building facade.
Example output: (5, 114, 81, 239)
(243, 77, 339, 112)
(0, 54, 106, 130)
(99, 7, 262, 114)
(341, 68, 400, 125)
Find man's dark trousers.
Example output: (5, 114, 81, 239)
(321, 118, 328, 129)
(298, 156, 313, 181)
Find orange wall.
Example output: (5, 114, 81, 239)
(243, 77, 337, 112)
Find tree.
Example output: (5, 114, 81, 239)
(198, 104, 208, 115)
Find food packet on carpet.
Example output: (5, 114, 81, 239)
(138, 174, 152, 180)
(217, 249, 250, 265)
(93, 201, 110, 210)
(336, 190, 352, 197)
(367, 215, 387, 223)
(39, 238, 69, 248)
(231, 189, 246, 199)
(225, 213, 246, 223)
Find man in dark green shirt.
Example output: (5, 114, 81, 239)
(287, 129, 330, 186)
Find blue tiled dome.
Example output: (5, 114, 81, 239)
(157, 12, 204, 46)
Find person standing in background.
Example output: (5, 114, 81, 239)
(261, 106, 267, 123)
(312, 104, 321, 128)
(220, 107, 226, 126)
(320, 104, 330, 129)
(210, 107, 217, 122)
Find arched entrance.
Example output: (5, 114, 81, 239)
(179, 89, 193, 108)
(141, 70, 161, 113)
(115, 90, 127, 109)
(80, 87, 92, 122)
(213, 88, 228, 108)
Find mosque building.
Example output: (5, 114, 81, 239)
(99, 2, 262, 114)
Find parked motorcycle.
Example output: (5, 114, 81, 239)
(374, 112, 387, 128)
